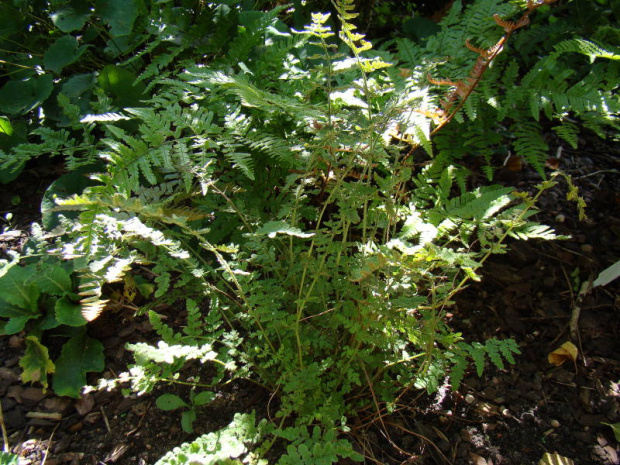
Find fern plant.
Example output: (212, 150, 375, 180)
(0, 0, 597, 463)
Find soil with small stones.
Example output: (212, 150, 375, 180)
(1, 134, 618, 465)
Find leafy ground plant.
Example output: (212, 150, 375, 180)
(0, 0, 603, 463)
(156, 390, 216, 433)
(0, 252, 103, 397)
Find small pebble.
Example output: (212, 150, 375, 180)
(555, 213, 566, 223)
(465, 394, 476, 404)
(551, 419, 560, 428)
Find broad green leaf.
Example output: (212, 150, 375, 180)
(38, 265, 73, 295)
(0, 265, 40, 313)
(192, 391, 215, 406)
(3, 315, 33, 335)
(0, 75, 54, 116)
(61, 73, 96, 99)
(255, 221, 314, 239)
(97, 64, 146, 107)
(51, 5, 92, 32)
(95, 0, 141, 37)
(0, 117, 12, 136)
(0, 451, 19, 465)
(52, 332, 104, 398)
(181, 409, 196, 433)
(55, 296, 87, 327)
(0, 4, 23, 37)
(43, 35, 89, 74)
(20, 336, 55, 389)
(156, 393, 188, 410)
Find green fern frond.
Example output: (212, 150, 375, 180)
(447, 350, 468, 390)
(136, 46, 184, 84)
(552, 120, 580, 149)
(78, 274, 108, 322)
(551, 38, 620, 63)
(226, 5, 289, 63)
(246, 133, 296, 166)
(296, 12, 335, 39)
(509, 121, 548, 175)
(80, 112, 132, 123)
(208, 72, 315, 117)
(508, 222, 564, 241)
(224, 150, 255, 180)
(438, 185, 513, 223)
(466, 342, 486, 376)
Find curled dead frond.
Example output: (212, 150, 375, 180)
(455, 80, 474, 99)
(493, 14, 517, 33)
(515, 15, 531, 30)
(465, 39, 489, 57)
(426, 74, 458, 86)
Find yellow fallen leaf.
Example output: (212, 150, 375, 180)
(548, 341, 578, 366)
(539, 452, 575, 465)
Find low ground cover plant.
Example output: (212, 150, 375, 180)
(0, 0, 616, 462)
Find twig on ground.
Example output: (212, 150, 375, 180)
(0, 402, 10, 453)
(40, 422, 60, 465)
(100, 406, 111, 433)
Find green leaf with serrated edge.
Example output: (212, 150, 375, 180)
(52, 332, 104, 398)
(51, 5, 92, 32)
(38, 265, 73, 295)
(43, 35, 88, 74)
(0, 266, 40, 313)
(156, 393, 188, 411)
(55, 296, 87, 327)
(192, 391, 215, 406)
(20, 336, 55, 389)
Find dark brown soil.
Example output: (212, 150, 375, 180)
(1, 135, 618, 464)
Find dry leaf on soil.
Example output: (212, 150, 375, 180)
(548, 341, 578, 366)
